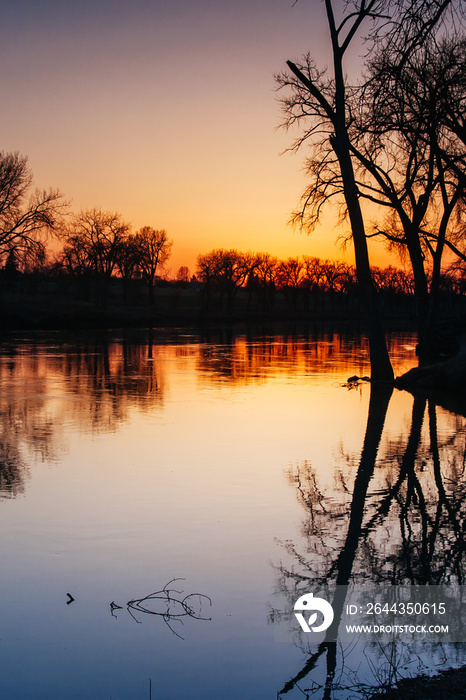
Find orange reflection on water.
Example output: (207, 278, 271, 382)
(0, 329, 419, 503)
(196, 331, 417, 385)
(1, 330, 465, 700)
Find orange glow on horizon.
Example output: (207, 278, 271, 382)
(1, 1, 404, 280)
(165, 213, 399, 278)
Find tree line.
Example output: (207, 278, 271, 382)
(0, 152, 172, 306)
(3, 0, 466, 352)
(0, 147, 465, 321)
(195, 247, 466, 317)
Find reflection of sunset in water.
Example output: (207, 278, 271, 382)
(196, 332, 418, 385)
(2, 329, 462, 700)
(0, 330, 418, 503)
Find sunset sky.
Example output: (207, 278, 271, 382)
(0, 0, 391, 275)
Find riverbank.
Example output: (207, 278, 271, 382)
(369, 665, 466, 699)
(0, 284, 421, 331)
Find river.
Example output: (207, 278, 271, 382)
(0, 328, 465, 699)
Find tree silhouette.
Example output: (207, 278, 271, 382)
(196, 248, 254, 315)
(277, 0, 461, 376)
(350, 35, 466, 359)
(60, 209, 130, 306)
(133, 227, 172, 304)
(176, 265, 190, 284)
(0, 151, 64, 269)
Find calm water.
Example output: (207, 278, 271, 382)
(0, 328, 465, 699)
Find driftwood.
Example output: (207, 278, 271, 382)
(110, 578, 212, 639)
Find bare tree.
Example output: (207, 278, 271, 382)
(350, 34, 466, 357)
(279, 1, 394, 380)
(248, 253, 278, 311)
(277, 0, 459, 377)
(0, 151, 65, 269)
(196, 248, 257, 315)
(133, 227, 172, 303)
(176, 265, 190, 284)
(196, 248, 254, 314)
(114, 235, 141, 303)
(60, 209, 130, 306)
(276, 256, 305, 311)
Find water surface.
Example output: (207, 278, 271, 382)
(0, 329, 464, 699)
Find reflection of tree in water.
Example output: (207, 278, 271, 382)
(0, 346, 53, 497)
(56, 335, 165, 430)
(361, 401, 466, 585)
(0, 333, 167, 497)
(273, 386, 466, 697)
(197, 329, 417, 384)
(0, 442, 28, 499)
(0, 330, 415, 503)
(280, 395, 466, 586)
(0, 397, 52, 498)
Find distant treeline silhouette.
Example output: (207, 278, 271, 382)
(2, 237, 466, 326)
(0, 149, 466, 328)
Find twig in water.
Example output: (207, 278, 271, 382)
(111, 578, 212, 639)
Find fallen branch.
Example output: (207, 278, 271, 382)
(110, 578, 212, 639)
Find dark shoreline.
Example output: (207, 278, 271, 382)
(0, 285, 421, 332)
(368, 664, 466, 699)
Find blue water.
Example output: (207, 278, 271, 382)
(0, 329, 464, 699)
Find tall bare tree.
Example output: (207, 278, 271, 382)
(278, 0, 458, 377)
(351, 34, 466, 357)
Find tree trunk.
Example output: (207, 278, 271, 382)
(333, 134, 394, 382)
(328, 0, 394, 383)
